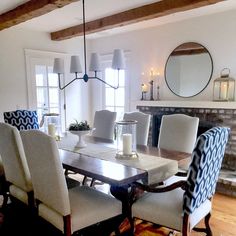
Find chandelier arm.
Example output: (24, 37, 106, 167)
(58, 74, 83, 90)
(94, 76, 119, 89)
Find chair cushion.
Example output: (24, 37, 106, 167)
(132, 188, 211, 231)
(39, 186, 122, 233)
(4, 110, 39, 131)
(9, 185, 29, 205)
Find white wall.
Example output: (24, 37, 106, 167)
(0, 27, 90, 125)
(1, 9, 236, 125)
(89, 9, 236, 112)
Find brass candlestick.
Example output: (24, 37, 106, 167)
(149, 80, 154, 101)
(156, 85, 160, 100)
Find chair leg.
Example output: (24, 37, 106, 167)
(90, 178, 96, 187)
(205, 213, 212, 236)
(1, 178, 9, 208)
(63, 215, 71, 236)
(193, 213, 213, 235)
(2, 192, 9, 208)
(82, 176, 88, 185)
(182, 213, 190, 236)
(129, 217, 135, 236)
(64, 169, 69, 176)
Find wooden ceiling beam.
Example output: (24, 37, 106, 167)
(51, 0, 225, 41)
(0, 0, 79, 31)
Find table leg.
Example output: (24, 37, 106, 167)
(110, 185, 136, 234)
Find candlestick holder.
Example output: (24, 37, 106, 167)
(149, 80, 154, 101)
(156, 85, 160, 100)
(141, 91, 147, 100)
(115, 120, 138, 159)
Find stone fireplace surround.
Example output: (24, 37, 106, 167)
(135, 100, 236, 197)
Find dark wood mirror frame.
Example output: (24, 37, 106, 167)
(164, 42, 213, 98)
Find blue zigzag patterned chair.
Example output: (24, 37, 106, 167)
(132, 127, 230, 236)
(4, 110, 39, 131)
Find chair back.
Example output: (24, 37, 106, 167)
(0, 123, 32, 192)
(184, 127, 230, 214)
(158, 114, 199, 153)
(4, 110, 39, 131)
(123, 112, 151, 145)
(21, 130, 70, 216)
(92, 110, 117, 140)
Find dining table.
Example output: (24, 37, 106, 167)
(58, 132, 191, 185)
(57, 132, 191, 214)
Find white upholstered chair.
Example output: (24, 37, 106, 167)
(21, 130, 122, 236)
(158, 114, 199, 185)
(158, 114, 199, 153)
(92, 110, 117, 140)
(132, 127, 230, 236)
(83, 110, 117, 186)
(123, 112, 151, 146)
(0, 123, 34, 207)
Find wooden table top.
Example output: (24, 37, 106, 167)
(59, 135, 191, 186)
(60, 149, 147, 186)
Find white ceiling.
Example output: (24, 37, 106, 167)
(1, 0, 236, 38)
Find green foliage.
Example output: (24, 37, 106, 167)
(68, 120, 90, 131)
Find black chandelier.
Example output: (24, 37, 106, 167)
(53, 0, 125, 90)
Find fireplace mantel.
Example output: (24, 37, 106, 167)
(133, 100, 236, 109)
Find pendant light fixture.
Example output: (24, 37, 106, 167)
(53, 0, 125, 90)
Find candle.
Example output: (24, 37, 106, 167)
(48, 124, 56, 137)
(122, 133, 132, 155)
(141, 83, 148, 92)
(220, 82, 228, 100)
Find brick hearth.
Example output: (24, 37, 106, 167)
(135, 101, 236, 196)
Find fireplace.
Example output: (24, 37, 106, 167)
(151, 114, 214, 147)
(136, 100, 236, 196)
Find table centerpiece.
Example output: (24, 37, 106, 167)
(68, 120, 91, 148)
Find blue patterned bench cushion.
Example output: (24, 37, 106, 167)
(183, 127, 230, 214)
(4, 110, 39, 131)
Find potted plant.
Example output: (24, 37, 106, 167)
(68, 120, 91, 148)
(68, 120, 90, 131)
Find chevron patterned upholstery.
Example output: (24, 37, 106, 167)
(183, 127, 230, 214)
(4, 110, 39, 131)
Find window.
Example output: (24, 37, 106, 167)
(35, 65, 60, 122)
(104, 68, 125, 121)
(25, 50, 66, 133)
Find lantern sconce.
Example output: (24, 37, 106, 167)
(213, 68, 235, 101)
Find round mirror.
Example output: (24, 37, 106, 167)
(165, 42, 213, 98)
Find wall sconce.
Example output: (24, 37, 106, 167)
(141, 83, 148, 100)
(213, 68, 235, 101)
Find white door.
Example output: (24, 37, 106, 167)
(27, 57, 66, 133)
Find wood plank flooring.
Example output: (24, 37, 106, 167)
(0, 189, 235, 235)
(191, 193, 236, 236)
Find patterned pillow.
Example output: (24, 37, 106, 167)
(183, 127, 230, 214)
(4, 110, 39, 131)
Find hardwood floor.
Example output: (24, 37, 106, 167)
(0, 190, 235, 236)
(191, 193, 236, 236)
